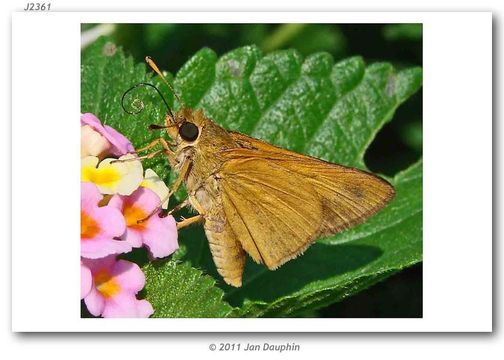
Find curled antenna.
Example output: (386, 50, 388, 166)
(121, 82, 175, 120)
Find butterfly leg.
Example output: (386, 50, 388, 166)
(110, 138, 178, 167)
(167, 193, 206, 215)
(169, 188, 208, 230)
(136, 137, 175, 153)
(176, 214, 204, 230)
(159, 138, 179, 168)
(137, 160, 190, 224)
(110, 149, 164, 163)
(167, 198, 190, 215)
(135, 137, 178, 167)
(188, 193, 206, 215)
(172, 188, 208, 230)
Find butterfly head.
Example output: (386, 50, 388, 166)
(164, 107, 204, 147)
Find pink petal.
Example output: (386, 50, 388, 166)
(81, 263, 92, 299)
(112, 259, 145, 293)
(109, 190, 165, 249)
(90, 205, 126, 239)
(101, 293, 152, 318)
(128, 187, 161, 213)
(142, 215, 179, 258)
(122, 228, 143, 248)
(136, 300, 154, 317)
(81, 256, 116, 317)
(107, 194, 124, 209)
(80, 113, 135, 157)
(108, 194, 142, 248)
(81, 237, 132, 259)
(81, 257, 152, 318)
(104, 125, 136, 156)
(81, 204, 129, 259)
(81, 255, 117, 273)
(81, 113, 104, 129)
(83, 286, 105, 317)
(81, 182, 103, 211)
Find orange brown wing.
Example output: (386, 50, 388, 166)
(217, 132, 395, 269)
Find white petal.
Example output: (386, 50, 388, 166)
(141, 168, 170, 209)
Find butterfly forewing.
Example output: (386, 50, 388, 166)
(221, 158, 323, 269)
(215, 132, 395, 274)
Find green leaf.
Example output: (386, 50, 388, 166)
(383, 24, 423, 41)
(260, 24, 346, 57)
(81, 37, 422, 317)
(142, 260, 233, 318)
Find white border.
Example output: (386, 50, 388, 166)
(12, 12, 492, 332)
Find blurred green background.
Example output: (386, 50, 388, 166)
(81, 23, 422, 317)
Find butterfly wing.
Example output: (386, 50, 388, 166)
(217, 132, 395, 270)
(220, 159, 324, 269)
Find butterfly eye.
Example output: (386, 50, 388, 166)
(179, 122, 199, 142)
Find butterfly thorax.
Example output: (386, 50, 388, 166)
(173, 108, 238, 214)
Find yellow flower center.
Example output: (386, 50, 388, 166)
(82, 166, 120, 187)
(94, 269, 120, 299)
(81, 211, 100, 239)
(123, 202, 148, 231)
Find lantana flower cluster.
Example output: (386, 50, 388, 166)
(80, 113, 178, 318)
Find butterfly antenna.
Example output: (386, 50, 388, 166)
(121, 82, 176, 122)
(145, 56, 181, 104)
